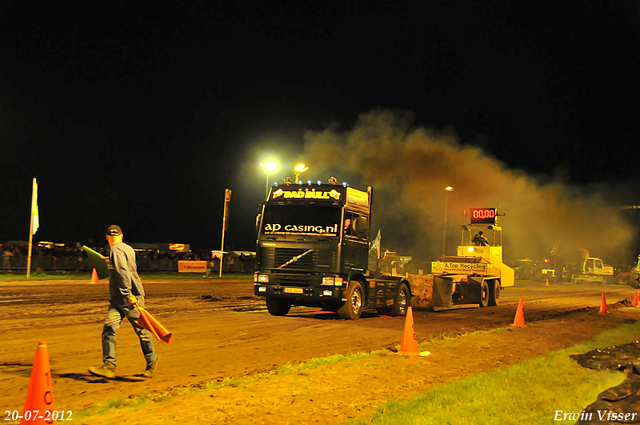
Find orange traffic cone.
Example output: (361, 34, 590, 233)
(21, 341, 55, 425)
(137, 306, 174, 344)
(633, 290, 639, 307)
(396, 307, 419, 356)
(90, 268, 99, 284)
(510, 297, 526, 327)
(545, 277, 549, 287)
(598, 292, 609, 314)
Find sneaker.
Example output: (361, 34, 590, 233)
(88, 362, 116, 379)
(143, 357, 158, 378)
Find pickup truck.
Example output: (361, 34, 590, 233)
(570, 257, 614, 284)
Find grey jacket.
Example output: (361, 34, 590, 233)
(109, 242, 145, 305)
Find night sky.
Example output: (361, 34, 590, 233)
(1, 1, 640, 258)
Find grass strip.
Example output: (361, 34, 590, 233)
(348, 321, 640, 425)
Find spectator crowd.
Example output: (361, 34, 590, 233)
(0, 242, 255, 274)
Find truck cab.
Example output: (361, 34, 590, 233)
(253, 180, 410, 320)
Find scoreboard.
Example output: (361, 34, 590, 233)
(469, 208, 496, 225)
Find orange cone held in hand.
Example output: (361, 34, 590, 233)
(510, 297, 526, 327)
(599, 292, 609, 314)
(633, 290, 639, 307)
(138, 307, 174, 344)
(21, 341, 56, 425)
(396, 307, 419, 356)
(90, 268, 99, 284)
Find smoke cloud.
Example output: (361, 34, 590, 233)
(302, 109, 634, 264)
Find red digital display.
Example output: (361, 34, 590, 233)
(469, 208, 496, 225)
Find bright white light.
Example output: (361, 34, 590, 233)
(445, 186, 454, 191)
(261, 161, 278, 172)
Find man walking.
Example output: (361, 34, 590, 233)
(88, 225, 158, 378)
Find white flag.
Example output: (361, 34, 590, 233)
(370, 229, 381, 259)
(32, 179, 39, 235)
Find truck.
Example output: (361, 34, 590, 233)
(253, 179, 411, 320)
(630, 255, 640, 288)
(569, 257, 614, 284)
(428, 208, 515, 308)
(629, 255, 640, 288)
(613, 264, 631, 285)
(514, 258, 555, 281)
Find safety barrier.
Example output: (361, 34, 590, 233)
(2, 256, 90, 271)
(2, 256, 255, 273)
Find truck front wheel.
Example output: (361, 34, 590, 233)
(338, 281, 364, 320)
(266, 297, 291, 316)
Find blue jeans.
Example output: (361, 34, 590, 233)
(101, 297, 157, 367)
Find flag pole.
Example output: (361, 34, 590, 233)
(27, 178, 38, 278)
(219, 189, 231, 277)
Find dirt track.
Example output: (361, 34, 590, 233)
(1, 277, 639, 423)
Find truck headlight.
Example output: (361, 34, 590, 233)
(257, 274, 269, 283)
(322, 277, 335, 285)
(322, 276, 343, 286)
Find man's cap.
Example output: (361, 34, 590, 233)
(106, 225, 123, 236)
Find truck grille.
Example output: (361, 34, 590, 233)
(277, 275, 314, 287)
(260, 247, 336, 272)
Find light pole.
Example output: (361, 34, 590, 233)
(443, 186, 454, 258)
(294, 163, 308, 183)
(260, 161, 278, 199)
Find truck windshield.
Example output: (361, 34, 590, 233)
(260, 205, 342, 238)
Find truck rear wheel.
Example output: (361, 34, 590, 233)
(389, 283, 410, 316)
(338, 281, 364, 320)
(266, 297, 291, 316)
(488, 280, 500, 306)
(478, 281, 489, 308)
